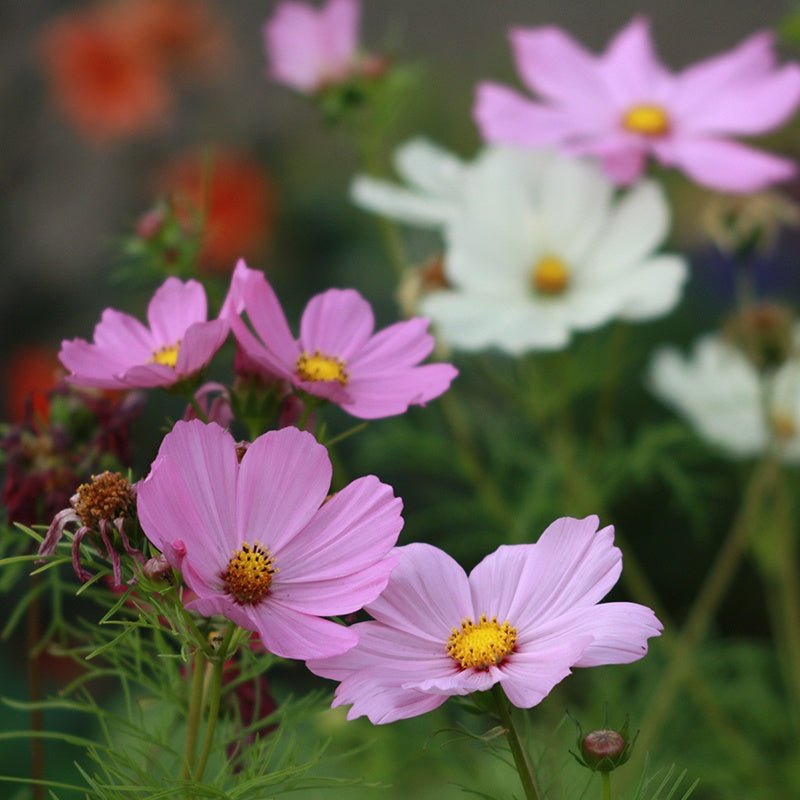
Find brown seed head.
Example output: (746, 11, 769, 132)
(73, 471, 136, 528)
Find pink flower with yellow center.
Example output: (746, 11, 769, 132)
(226, 261, 458, 419)
(59, 277, 228, 389)
(308, 516, 662, 723)
(137, 420, 404, 660)
(474, 17, 800, 193)
(264, 0, 361, 93)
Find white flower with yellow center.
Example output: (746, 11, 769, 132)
(649, 334, 800, 462)
(353, 140, 687, 352)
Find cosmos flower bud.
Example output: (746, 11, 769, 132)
(142, 554, 172, 581)
(722, 302, 795, 372)
(572, 716, 635, 773)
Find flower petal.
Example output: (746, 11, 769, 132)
(175, 318, 229, 376)
(350, 317, 434, 372)
(147, 278, 207, 346)
(351, 176, 454, 227)
(319, 0, 358, 74)
(299, 289, 375, 360)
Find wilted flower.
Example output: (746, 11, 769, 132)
(354, 142, 687, 353)
(59, 277, 229, 390)
(37, 471, 144, 587)
(308, 516, 662, 724)
(650, 330, 800, 461)
(226, 261, 458, 419)
(264, 0, 362, 93)
(474, 18, 800, 192)
(137, 420, 404, 659)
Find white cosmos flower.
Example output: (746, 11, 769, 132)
(649, 334, 800, 462)
(352, 140, 688, 352)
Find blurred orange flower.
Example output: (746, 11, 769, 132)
(39, 7, 172, 143)
(5, 345, 62, 423)
(158, 150, 277, 273)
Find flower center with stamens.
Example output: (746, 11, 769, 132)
(622, 104, 670, 137)
(222, 541, 276, 605)
(532, 255, 570, 295)
(446, 614, 517, 669)
(296, 351, 348, 384)
(73, 471, 136, 528)
(150, 342, 181, 368)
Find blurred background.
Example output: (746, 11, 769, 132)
(3, 1, 800, 798)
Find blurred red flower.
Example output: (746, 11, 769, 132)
(158, 150, 277, 273)
(5, 345, 61, 423)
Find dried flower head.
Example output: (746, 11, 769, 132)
(73, 471, 136, 528)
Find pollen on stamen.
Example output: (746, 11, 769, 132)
(296, 350, 348, 384)
(622, 104, 670, 137)
(446, 614, 517, 670)
(532, 255, 570, 295)
(149, 341, 181, 368)
(222, 541, 277, 605)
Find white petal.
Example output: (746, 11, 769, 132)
(350, 176, 453, 228)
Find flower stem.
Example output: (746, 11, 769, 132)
(181, 648, 206, 781)
(188, 394, 210, 424)
(491, 684, 543, 800)
(601, 772, 612, 800)
(193, 622, 236, 783)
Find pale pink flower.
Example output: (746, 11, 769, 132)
(59, 277, 228, 389)
(308, 516, 662, 723)
(474, 17, 800, 193)
(226, 260, 458, 420)
(264, 0, 360, 93)
(137, 420, 404, 659)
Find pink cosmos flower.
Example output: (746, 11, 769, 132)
(59, 277, 228, 389)
(137, 420, 404, 659)
(264, 0, 360, 93)
(308, 516, 662, 723)
(474, 17, 800, 193)
(226, 260, 458, 420)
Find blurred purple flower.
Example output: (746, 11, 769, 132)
(474, 17, 800, 192)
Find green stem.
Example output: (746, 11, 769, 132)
(181, 648, 206, 782)
(188, 394, 209, 424)
(193, 623, 236, 783)
(601, 772, 611, 800)
(491, 684, 542, 800)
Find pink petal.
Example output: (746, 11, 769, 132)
(408, 666, 499, 696)
(299, 289, 375, 361)
(498, 636, 592, 708)
(137, 421, 239, 588)
(147, 278, 207, 347)
(653, 137, 796, 193)
(510, 26, 608, 112)
(120, 363, 181, 388)
(468, 517, 621, 633)
(59, 339, 131, 389)
(176, 318, 230, 376)
(600, 16, 672, 104)
(236, 427, 332, 554)
(93, 309, 154, 357)
(673, 31, 776, 115)
(274, 475, 403, 583)
(342, 363, 458, 419)
(319, 0, 359, 75)
(473, 82, 575, 147)
(350, 317, 435, 371)
(677, 65, 800, 136)
(366, 543, 472, 643)
(264, 2, 326, 92)
(248, 597, 358, 659)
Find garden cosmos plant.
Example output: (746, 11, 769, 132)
(650, 334, 800, 462)
(353, 142, 688, 352)
(59, 276, 229, 389)
(224, 260, 458, 419)
(473, 17, 800, 192)
(308, 516, 662, 723)
(137, 420, 404, 659)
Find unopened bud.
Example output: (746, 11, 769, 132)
(581, 730, 626, 771)
(135, 208, 166, 240)
(143, 555, 172, 581)
(723, 302, 795, 371)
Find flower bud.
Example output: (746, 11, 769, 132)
(581, 729, 627, 771)
(722, 302, 795, 371)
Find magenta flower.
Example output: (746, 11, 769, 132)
(474, 17, 800, 192)
(137, 420, 404, 660)
(226, 261, 458, 420)
(308, 516, 662, 723)
(264, 0, 361, 93)
(59, 277, 228, 389)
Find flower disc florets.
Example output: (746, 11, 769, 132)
(222, 541, 276, 605)
(447, 614, 517, 669)
(73, 471, 135, 528)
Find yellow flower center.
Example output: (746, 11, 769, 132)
(296, 351, 348, 384)
(150, 342, 181, 368)
(532, 255, 570, 295)
(771, 411, 797, 442)
(622, 104, 670, 137)
(222, 541, 277, 605)
(446, 614, 517, 669)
